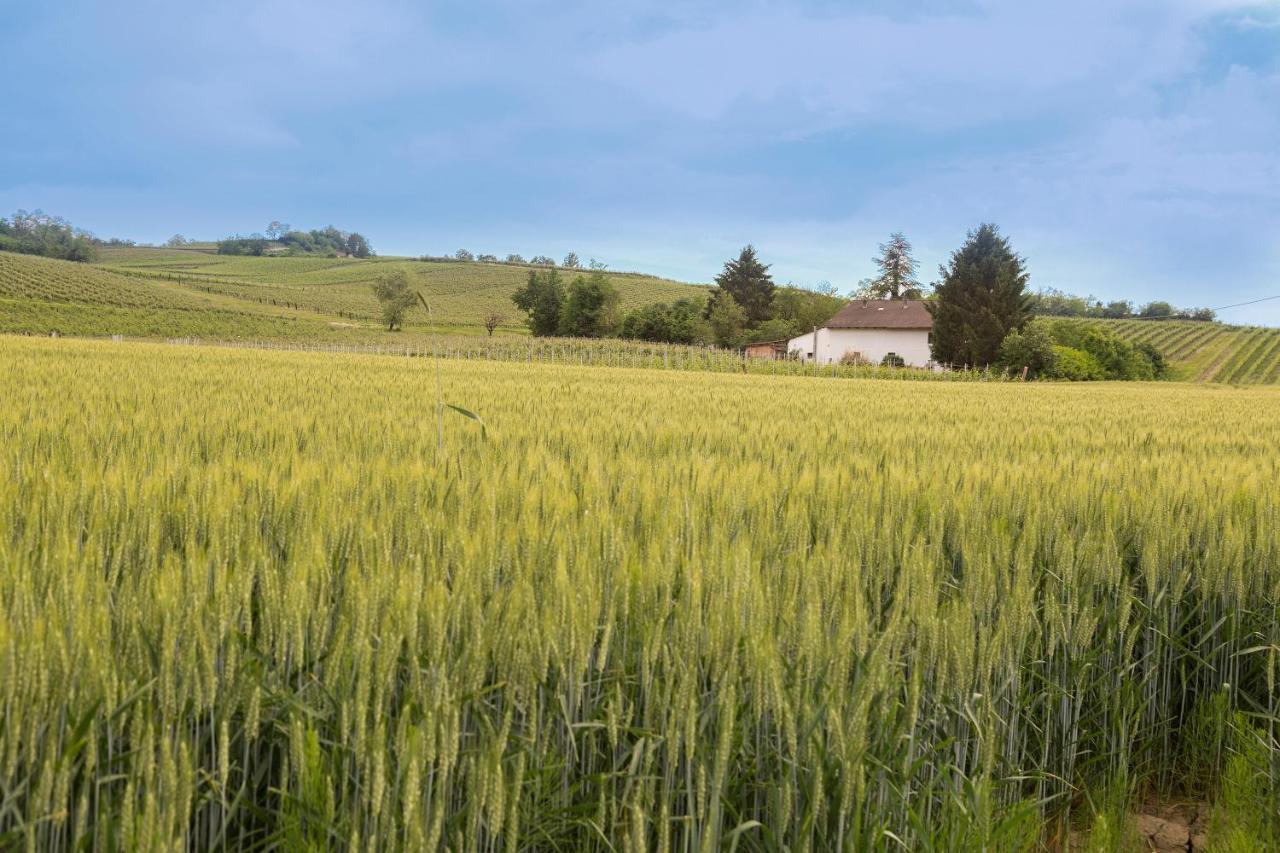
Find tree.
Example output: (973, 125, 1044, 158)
(0, 210, 99, 262)
(505, 254, 525, 264)
(369, 269, 417, 330)
(1101, 300, 1132, 319)
(455, 249, 474, 262)
(714, 245, 775, 324)
(866, 232, 924, 299)
(345, 232, 372, 258)
(705, 289, 747, 347)
(563, 252, 581, 269)
(589, 258, 607, 271)
(559, 272, 619, 337)
(620, 299, 709, 344)
(165, 234, 188, 247)
(511, 268, 565, 336)
(477, 253, 498, 263)
(484, 313, 504, 336)
(1139, 301, 1175, 319)
(997, 323, 1057, 378)
(530, 255, 555, 266)
(217, 235, 268, 256)
(771, 286, 844, 337)
(930, 224, 1032, 367)
(265, 221, 290, 240)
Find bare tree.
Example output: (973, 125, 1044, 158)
(484, 313, 504, 336)
(265, 221, 290, 240)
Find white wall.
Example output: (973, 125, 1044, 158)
(787, 328, 933, 367)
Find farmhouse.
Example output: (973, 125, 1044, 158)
(788, 299, 934, 367)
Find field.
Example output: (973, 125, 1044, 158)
(95, 247, 708, 329)
(2, 336, 1278, 850)
(5, 249, 1280, 388)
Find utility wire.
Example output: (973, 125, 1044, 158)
(1127, 292, 1280, 320)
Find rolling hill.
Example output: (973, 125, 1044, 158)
(95, 247, 708, 328)
(3, 247, 1277, 384)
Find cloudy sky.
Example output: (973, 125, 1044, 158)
(3, 0, 1278, 323)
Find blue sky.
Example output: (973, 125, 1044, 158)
(3, 0, 1278, 324)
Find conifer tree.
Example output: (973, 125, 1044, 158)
(930, 224, 1032, 367)
(714, 245, 775, 324)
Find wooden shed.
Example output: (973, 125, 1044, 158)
(743, 339, 789, 360)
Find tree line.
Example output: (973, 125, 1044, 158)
(1031, 289, 1215, 322)
(505, 245, 844, 347)
(422, 250, 602, 269)
(216, 222, 372, 258)
(0, 210, 102, 262)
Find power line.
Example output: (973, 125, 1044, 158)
(1126, 292, 1280, 320)
(1208, 294, 1280, 312)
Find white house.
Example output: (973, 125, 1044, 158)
(788, 299, 934, 367)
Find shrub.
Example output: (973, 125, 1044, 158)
(1047, 345, 1104, 380)
(998, 323, 1057, 378)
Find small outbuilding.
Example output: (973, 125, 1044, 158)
(788, 299, 934, 367)
(743, 339, 789, 360)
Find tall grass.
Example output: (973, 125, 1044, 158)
(0, 337, 1277, 850)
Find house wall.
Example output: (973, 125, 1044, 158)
(787, 328, 933, 367)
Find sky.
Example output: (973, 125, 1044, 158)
(2, 0, 1278, 324)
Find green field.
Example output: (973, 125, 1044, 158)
(2, 336, 1278, 850)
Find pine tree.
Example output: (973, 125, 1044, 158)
(865, 232, 923, 299)
(930, 224, 1032, 367)
(714, 245, 775, 324)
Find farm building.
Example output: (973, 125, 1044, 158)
(743, 339, 789, 360)
(788, 299, 934, 367)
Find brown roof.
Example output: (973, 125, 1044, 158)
(824, 299, 933, 330)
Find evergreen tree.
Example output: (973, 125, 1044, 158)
(865, 232, 923, 299)
(705, 289, 747, 347)
(930, 224, 1032, 367)
(511, 268, 565, 336)
(714, 245, 775, 324)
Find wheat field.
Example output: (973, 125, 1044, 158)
(1, 336, 1278, 850)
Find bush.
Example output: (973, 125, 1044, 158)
(881, 352, 906, 368)
(998, 323, 1057, 378)
(1047, 345, 1104, 381)
(620, 299, 708, 344)
(1041, 319, 1168, 380)
(1135, 342, 1167, 379)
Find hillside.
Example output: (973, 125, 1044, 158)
(1066, 317, 1280, 384)
(95, 247, 709, 328)
(5, 248, 1278, 385)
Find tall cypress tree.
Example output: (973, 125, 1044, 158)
(930, 224, 1032, 367)
(714, 245, 775, 324)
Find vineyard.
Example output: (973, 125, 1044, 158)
(96, 247, 708, 327)
(1095, 318, 1280, 384)
(1, 336, 1278, 850)
(5, 248, 1280, 387)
